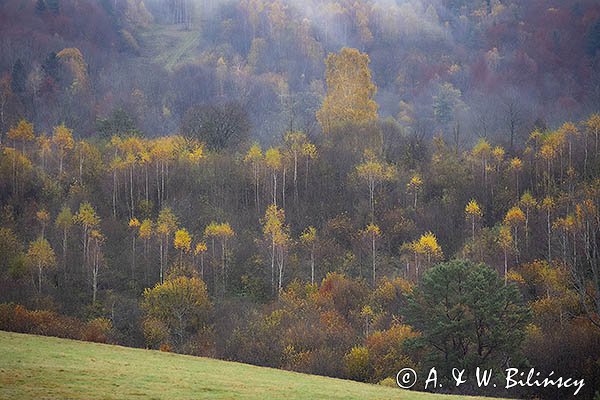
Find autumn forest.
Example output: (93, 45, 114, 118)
(1, 0, 600, 399)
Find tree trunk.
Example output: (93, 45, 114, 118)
(372, 234, 376, 287)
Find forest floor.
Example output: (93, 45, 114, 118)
(0, 331, 507, 399)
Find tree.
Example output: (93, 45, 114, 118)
(284, 131, 308, 202)
(540, 197, 555, 261)
(362, 223, 381, 287)
(405, 260, 529, 381)
(46, 0, 59, 14)
(194, 242, 207, 279)
(7, 119, 34, 155)
(138, 218, 153, 283)
(36, 209, 50, 239)
(406, 174, 423, 209)
(464, 199, 482, 242)
(407, 231, 443, 280)
(584, 113, 600, 169)
(142, 276, 211, 349)
(300, 226, 317, 284)
(74, 202, 100, 271)
(355, 149, 396, 219)
(244, 143, 263, 213)
(265, 147, 282, 206)
(26, 237, 56, 294)
(89, 229, 104, 303)
(96, 108, 140, 139)
(37, 134, 51, 171)
(433, 82, 462, 135)
(316, 47, 378, 133)
(471, 138, 491, 186)
(55, 206, 73, 277)
(35, 0, 46, 14)
(57, 48, 88, 93)
(205, 222, 234, 294)
(262, 205, 286, 293)
(498, 225, 513, 285)
(519, 191, 537, 248)
(129, 218, 141, 280)
(504, 206, 525, 262)
(174, 228, 192, 264)
(301, 142, 317, 192)
(11, 60, 26, 95)
(157, 207, 178, 284)
(181, 102, 250, 150)
(52, 124, 74, 175)
(509, 157, 523, 198)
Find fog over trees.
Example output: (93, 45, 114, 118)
(1, 1, 600, 399)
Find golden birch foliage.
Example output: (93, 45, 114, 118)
(157, 208, 178, 237)
(492, 146, 505, 163)
(316, 47, 378, 133)
(504, 206, 526, 227)
(205, 222, 234, 241)
(265, 147, 282, 170)
(415, 232, 443, 261)
(194, 242, 208, 256)
(138, 219, 153, 240)
(300, 226, 317, 245)
(36, 209, 50, 226)
(509, 157, 523, 171)
(498, 225, 513, 250)
(520, 191, 537, 209)
(465, 199, 483, 218)
(541, 196, 555, 212)
(407, 174, 423, 192)
(471, 138, 491, 159)
(52, 124, 74, 154)
(75, 202, 100, 228)
(356, 150, 396, 183)
(301, 142, 317, 159)
(363, 223, 381, 238)
(27, 237, 56, 272)
(584, 113, 600, 138)
(7, 119, 34, 144)
(37, 134, 51, 161)
(244, 143, 263, 164)
(174, 228, 192, 254)
(263, 205, 285, 239)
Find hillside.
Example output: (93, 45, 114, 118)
(0, 331, 498, 400)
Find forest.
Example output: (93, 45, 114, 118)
(1, 0, 600, 399)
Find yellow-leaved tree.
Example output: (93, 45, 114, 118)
(464, 199, 483, 242)
(262, 205, 287, 293)
(26, 237, 56, 294)
(362, 223, 381, 287)
(244, 142, 263, 213)
(355, 149, 396, 219)
(52, 124, 74, 175)
(156, 207, 178, 283)
(316, 47, 378, 133)
(174, 228, 192, 264)
(300, 226, 317, 285)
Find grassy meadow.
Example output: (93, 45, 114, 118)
(0, 331, 502, 400)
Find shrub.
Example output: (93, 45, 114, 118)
(82, 317, 113, 343)
(142, 317, 169, 349)
(344, 346, 372, 382)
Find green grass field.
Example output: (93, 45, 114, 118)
(0, 331, 500, 400)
